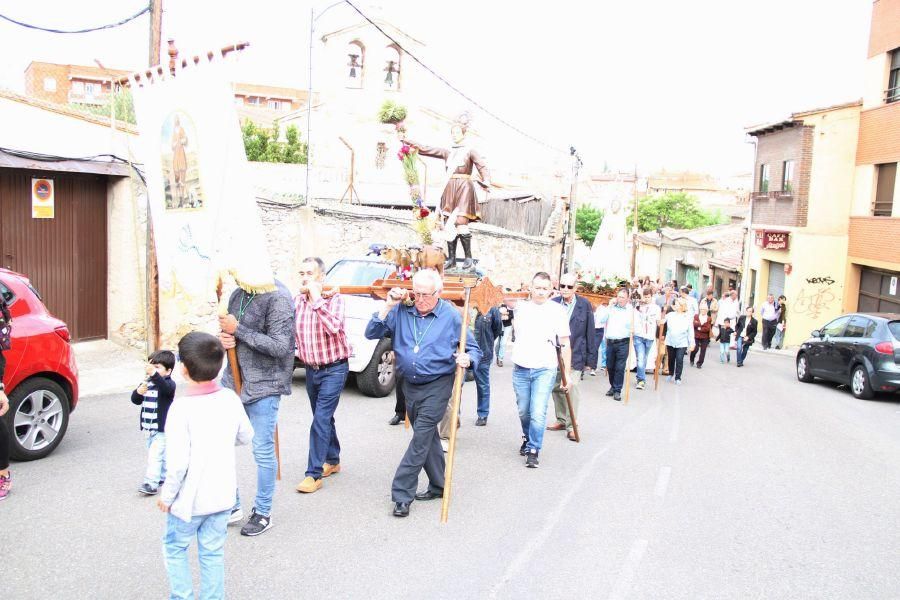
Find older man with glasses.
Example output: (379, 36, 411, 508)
(365, 269, 481, 518)
(596, 288, 634, 401)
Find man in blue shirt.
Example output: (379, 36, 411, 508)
(597, 288, 633, 401)
(365, 269, 481, 518)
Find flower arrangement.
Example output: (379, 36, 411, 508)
(384, 103, 435, 245)
(576, 269, 628, 295)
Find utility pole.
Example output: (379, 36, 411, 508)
(563, 146, 582, 275)
(149, 0, 163, 67)
(630, 165, 639, 279)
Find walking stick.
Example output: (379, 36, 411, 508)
(441, 284, 474, 524)
(624, 303, 635, 405)
(555, 344, 580, 442)
(217, 281, 283, 481)
(654, 322, 664, 391)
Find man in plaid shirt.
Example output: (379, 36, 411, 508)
(294, 257, 351, 494)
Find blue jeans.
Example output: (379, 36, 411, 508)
(144, 431, 167, 486)
(305, 362, 349, 478)
(737, 337, 751, 365)
(596, 329, 607, 368)
(164, 509, 229, 600)
(495, 327, 510, 360)
(474, 357, 492, 418)
(234, 396, 280, 516)
(719, 342, 730, 363)
(512, 366, 556, 452)
(633, 336, 654, 383)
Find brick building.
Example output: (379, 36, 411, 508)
(24, 61, 308, 127)
(844, 0, 900, 314)
(745, 101, 862, 346)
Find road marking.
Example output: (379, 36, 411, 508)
(669, 390, 680, 443)
(486, 444, 611, 599)
(607, 538, 649, 600)
(654, 466, 672, 498)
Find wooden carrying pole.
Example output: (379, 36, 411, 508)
(440, 285, 474, 524)
(624, 304, 635, 405)
(555, 344, 580, 442)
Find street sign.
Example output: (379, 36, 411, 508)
(31, 178, 54, 219)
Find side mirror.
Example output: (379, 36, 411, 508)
(811, 330, 821, 338)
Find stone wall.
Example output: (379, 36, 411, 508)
(261, 200, 561, 291)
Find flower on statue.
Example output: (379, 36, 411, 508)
(418, 207, 430, 219)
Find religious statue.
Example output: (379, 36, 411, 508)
(400, 113, 490, 270)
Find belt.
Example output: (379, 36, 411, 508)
(608, 337, 630, 343)
(305, 358, 348, 371)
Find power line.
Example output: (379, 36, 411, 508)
(0, 5, 150, 34)
(342, 0, 567, 155)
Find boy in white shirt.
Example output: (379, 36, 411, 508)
(157, 332, 254, 600)
(511, 272, 571, 468)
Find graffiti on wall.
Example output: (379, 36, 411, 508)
(793, 275, 838, 320)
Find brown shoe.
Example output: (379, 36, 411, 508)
(296, 476, 322, 493)
(322, 463, 341, 478)
(567, 431, 577, 441)
(546, 422, 566, 431)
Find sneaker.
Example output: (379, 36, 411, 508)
(636, 380, 645, 390)
(525, 450, 539, 468)
(0, 473, 11, 500)
(228, 507, 244, 525)
(590, 370, 596, 377)
(675, 379, 682, 385)
(519, 437, 528, 456)
(138, 483, 159, 496)
(240, 509, 273, 536)
(475, 416, 487, 426)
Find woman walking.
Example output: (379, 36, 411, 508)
(690, 305, 712, 369)
(664, 299, 695, 385)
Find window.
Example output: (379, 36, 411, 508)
(71, 81, 84, 95)
(873, 162, 897, 216)
(888, 48, 900, 103)
(346, 41, 365, 89)
(821, 316, 851, 338)
(759, 164, 770, 193)
(84, 82, 97, 98)
(0, 282, 15, 306)
(43, 77, 57, 92)
(267, 99, 281, 110)
(247, 96, 261, 106)
(782, 160, 794, 193)
(234, 96, 244, 107)
(845, 316, 874, 338)
(384, 44, 401, 91)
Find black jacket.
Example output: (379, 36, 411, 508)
(553, 296, 597, 371)
(735, 316, 759, 344)
(716, 326, 734, 343)
(473, 307, 504, 362)
(130, 372, 176, 432)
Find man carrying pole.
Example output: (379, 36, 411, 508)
(364, 270, 480, 518)
(218, 278, 295, 536)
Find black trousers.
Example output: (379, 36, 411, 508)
(606, 338, 629, 392)
(762, 319, 777, 349)
(393, 374, 406, 414)
(0, 351, 8, 470)
(667, 346, 687, 381)
(690, 339, 709, 367)
(391, 374, 453, 503)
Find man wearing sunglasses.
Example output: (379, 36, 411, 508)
(365, 269, 481, 517)
(547, 273, 596, 440)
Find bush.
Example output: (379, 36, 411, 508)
(242, 121, 307, 164)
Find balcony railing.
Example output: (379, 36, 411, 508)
(885, 85, 900, 104)
(751, 190, 793, 201)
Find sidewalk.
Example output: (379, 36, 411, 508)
(73, 340, 148, 397)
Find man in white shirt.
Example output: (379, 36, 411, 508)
(597, 288, 634, 401)
(759, 294, 779, 350)
(633, 290, 662, 390)
(680, 286, 698, 317)
(511, 272, 571, 468)
(716, 289, 740, 327)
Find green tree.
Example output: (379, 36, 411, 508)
(242, 121, 307, 164)
(575, 205, 604, 246)
(71, 88, 137, 124)
(629, 191, 727, 232)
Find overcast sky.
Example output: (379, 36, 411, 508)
(0, 0, 873, 176)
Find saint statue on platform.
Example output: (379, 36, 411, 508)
(400, 113, 490, 270)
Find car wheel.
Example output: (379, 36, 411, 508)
(796, 353, 814, 383)
(356, 339, 395, 397)
(5, 377, 70, 461)
(850, 365, 874, 400)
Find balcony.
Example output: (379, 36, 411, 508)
(848, 216, 900, 264)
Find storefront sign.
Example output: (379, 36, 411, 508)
(755, 229, 789, 250)
(31, 178, 55, 219)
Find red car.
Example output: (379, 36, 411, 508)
(0, 268, 79, 460)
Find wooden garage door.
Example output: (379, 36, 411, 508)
(0, 168, 108, 340)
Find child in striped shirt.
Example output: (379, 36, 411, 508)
(131, 349, 176, 496)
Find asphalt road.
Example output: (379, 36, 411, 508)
(4, 349, 900, 599)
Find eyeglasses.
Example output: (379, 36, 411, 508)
(559, 284, 575, 289)
(412, 290, 439, 298)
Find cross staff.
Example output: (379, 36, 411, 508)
(555, 339, 580, 442)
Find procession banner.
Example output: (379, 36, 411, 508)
(130, 54, 274, 349)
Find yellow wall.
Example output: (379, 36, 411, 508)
(747, 231, 848, 346)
